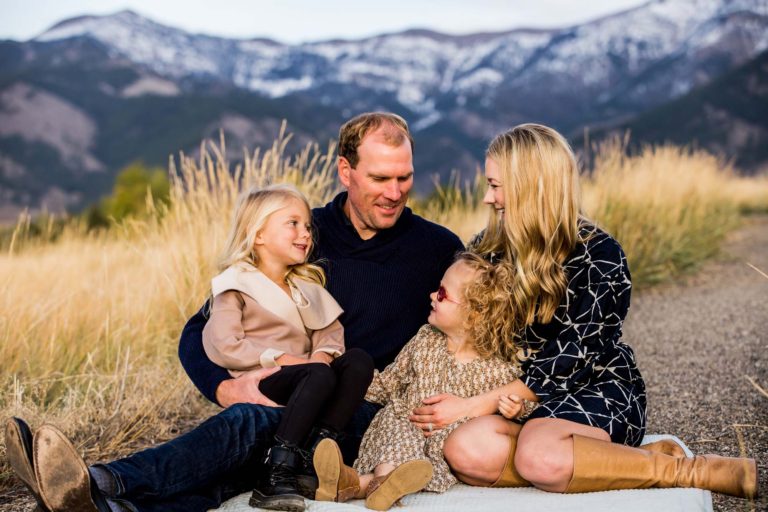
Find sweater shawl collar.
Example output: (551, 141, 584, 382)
(318, 192, 414, 263)
(211, 263, 343, 332)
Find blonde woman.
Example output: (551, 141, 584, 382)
(418, 124, 757, 499)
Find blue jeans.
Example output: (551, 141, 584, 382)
(100, 401, 381, 512)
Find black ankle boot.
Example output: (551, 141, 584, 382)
(306, 427, 341, 454)
(295, 427, 341, 499)
(249, 442, 305, 512)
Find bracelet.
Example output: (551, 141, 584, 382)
(518, 399, 539, 420)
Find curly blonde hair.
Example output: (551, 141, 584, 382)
(455, 253, 522, 364)
(474, 124, 586, 336)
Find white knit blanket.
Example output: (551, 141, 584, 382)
(212, 435, 713, 512)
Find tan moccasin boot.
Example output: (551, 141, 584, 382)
(313, 438, 360, 502)
(364, 460, 433, 511)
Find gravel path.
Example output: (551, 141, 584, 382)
(2, 216, 766, 511)
(624, 214, 768, 511)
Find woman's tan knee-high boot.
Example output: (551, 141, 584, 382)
(313, 439, 360, 502)
(640, 438, 686, 458)
(491, 434, 530, 488)
(491, 435, 683, 488)
(565, 435, 758, 499)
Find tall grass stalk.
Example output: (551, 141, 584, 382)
(1, 130, 767, 494)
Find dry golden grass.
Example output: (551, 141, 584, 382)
(1, 128, 767, 493)
(582, 141, 755, 284)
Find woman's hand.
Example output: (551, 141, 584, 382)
(498, 394, 523, 419)
(409, 393, 474, 437)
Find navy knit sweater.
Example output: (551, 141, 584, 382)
(178, 192, 463, 404)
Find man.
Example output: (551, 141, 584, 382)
(181, 112, 462, 408)
(17, 112, 463, 512)
(178, 111, 464, 499)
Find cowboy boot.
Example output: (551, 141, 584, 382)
(364, 459, 433, 511)
(312, 438, 361, 502)
(565, 434, 758, 499)
(249, 440, 306, 512)
(5, 418, 49, 512)
(33, 424, 112, 512)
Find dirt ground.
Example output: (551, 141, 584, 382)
(624, 214, 768, 512)
(2, 215, 766, 511)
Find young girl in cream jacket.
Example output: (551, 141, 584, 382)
(202, 184, 374, 512)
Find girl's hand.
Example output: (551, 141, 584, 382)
(275, 354, 309, 366)
(309, 352, 333, 365)
(409, 393, 472, 437)
(498, 394, 523, 419)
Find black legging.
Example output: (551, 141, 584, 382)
(257, 348, 374, 445)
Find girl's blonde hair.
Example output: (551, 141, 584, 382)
(473, 123, 585, 334)
(456, 253, 521, 363)
(218, 184, 325, 285)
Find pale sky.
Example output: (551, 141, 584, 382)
(0, 0, 649, 43)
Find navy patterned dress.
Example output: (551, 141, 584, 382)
(501, 226, 646, 446)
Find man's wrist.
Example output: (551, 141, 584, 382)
(214, 379, 234, 407)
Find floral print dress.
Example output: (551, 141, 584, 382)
(354, 324, 523, 492)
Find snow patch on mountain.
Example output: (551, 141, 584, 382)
(244, 76, 314, 97)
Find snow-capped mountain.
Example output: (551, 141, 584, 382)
(1, 0, 767, 219)
(34, 0, 768, 128)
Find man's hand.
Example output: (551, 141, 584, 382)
(409, 393, 472, 437)
(498, 394, 523, 420)
(214, 367, 282, 408)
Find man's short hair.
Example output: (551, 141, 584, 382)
(338, 112, 415, 168)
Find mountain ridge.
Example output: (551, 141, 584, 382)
(591, 48, 768, 171)
(1, 0, 766, 221)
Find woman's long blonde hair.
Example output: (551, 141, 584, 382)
(473, 124, 584, 332)
(218, 184, 325, 285)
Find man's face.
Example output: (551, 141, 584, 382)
(338, 128, 414, 239)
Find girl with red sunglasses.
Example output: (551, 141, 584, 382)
(311, 252, 536, 510)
